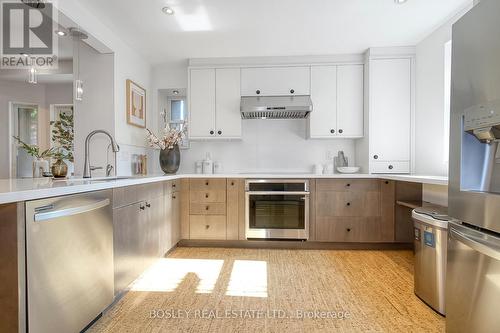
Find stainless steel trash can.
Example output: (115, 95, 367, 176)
(412, 207, 452, 316)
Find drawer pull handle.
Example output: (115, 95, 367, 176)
(205, 181, 209, 186)
(205, 206, 209, 210)
(172, 195, 176, 199)
(205, 225, 210, 229)
(347, 228, 351, 232)
(346, 183, 351, 187)
(140, 205, 145, 210)
(205, 193, 209, 198)
(346, 202, 351, 206)
(146, 202, 151, 208)
(231, 182, 234, 186)
(385, 181, 389, 185)
(172, 184, 176, 188)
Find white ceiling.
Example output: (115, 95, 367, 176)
(82, 0, 472, 64)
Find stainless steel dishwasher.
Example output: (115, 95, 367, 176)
(25, 190, 114, 333)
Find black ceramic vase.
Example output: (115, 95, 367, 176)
(159, 144, 180, 174)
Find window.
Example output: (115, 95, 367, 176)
(170, 99, 186, 122)
(443, 40, 452, 164)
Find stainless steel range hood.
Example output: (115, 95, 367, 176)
(240, 95, 313, 119)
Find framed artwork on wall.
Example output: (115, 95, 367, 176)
(126, 79, 146, 128)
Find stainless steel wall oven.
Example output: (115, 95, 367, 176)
(245, 179, 309, 240)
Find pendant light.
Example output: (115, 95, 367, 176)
(69, 27, 88, 101)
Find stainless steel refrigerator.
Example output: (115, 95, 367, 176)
(447, 0, 500, 331)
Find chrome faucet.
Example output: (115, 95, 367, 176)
(83, 130, 120, 178)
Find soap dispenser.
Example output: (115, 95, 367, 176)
(202, 152, 213, 174)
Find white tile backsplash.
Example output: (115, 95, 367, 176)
(178, 119, 357, 174)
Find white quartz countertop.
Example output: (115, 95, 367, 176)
(0, 173, 447, 205)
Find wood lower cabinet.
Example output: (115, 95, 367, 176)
(315, 179, 394, 242)
(184, 178, 243, 240)
(189, 215, 227, 239)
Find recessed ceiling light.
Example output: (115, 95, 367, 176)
(55, 30, 67, 36)
(394, 0, 408, 4)
(20, 53, 29, 57)
(162, 6, 174, 15)
(172, 90, 179, 95)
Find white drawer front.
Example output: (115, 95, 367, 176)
(370, 161, 410, 174)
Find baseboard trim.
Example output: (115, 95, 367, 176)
(177, 239, 413, 250)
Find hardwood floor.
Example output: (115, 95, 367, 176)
(89, 248, 444, 333)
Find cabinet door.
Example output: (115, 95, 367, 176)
(309, 66, 337, 138)
(189, 68, 216, 138)
(144, 196, 164, 264)
(171, 191, 181, 247)
(370, 58, 411, 163)
(113, 202, 144, 295)
(215, 68, 241, 138)
(241, 66, 310, 96)
(337, 65, 364, 138)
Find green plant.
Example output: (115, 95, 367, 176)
(50, 110, 74, 162)
(12, 136, 54, 159)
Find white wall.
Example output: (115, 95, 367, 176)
(415, 4, 473, 176)
(57, 0, 154, 176)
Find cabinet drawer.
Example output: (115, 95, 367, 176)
(315, 217, 390, 242)
(189, 215, 226, 239)
(165, 179, 181, 194)
(190, 190, 226, 203)
(316, 179, 380, 192)
(190, 203, 226, 215)
(190, 178, 227, 191)
(371, 161, 410, 174)
(316, 191, 380, 217)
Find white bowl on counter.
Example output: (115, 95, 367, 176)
(336, 166, 361, 174)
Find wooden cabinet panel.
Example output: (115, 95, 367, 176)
(171, 191, 181, 247)
(315, 217, 388, 242)
(370, 58, 411, 164)
(226, 179, 242, 240)
(215, 68, 241, 138)
(241, 66, 310, 96)
(189, 178, 227, 191)
(189, 215, 227, 240)
(316, 179, 380, 192)
(189, 190, 226, 203)
(337, 64, 364, 137)
(189, 68, 216, 138)
(380, 180, 396, 242)
(180, 179, 190, 240)
(190, 203, 227, 215)
(316, 191, 380, 217)
(309, 65, 337, 137)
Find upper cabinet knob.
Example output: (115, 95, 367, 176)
(330, 129, 335, 134)
(388, 165, 394, 170)
(256, 89, 261, 95)
(217, 130, 222, 135)
(210, 130, 214, 135)
(290, 89, 295, 94)
(338, 129, 343, 134)
(373, 155, 379, 160)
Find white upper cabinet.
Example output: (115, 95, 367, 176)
(215, 68, 241, 138)
(337, 65, 364, 137)
(308, 64, 364, 138)
(309, 66, 338, 137)
(189, 68, 242, 139)
(241, 66, 310, 96)
(369, 58, 412, 171)
(189, 68, 216, 138)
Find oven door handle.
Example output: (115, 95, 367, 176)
(246, 191, 310, 195)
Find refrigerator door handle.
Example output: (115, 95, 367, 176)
(450, 227, 500, 261)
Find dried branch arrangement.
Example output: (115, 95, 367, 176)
(146, 122, 187, 150)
